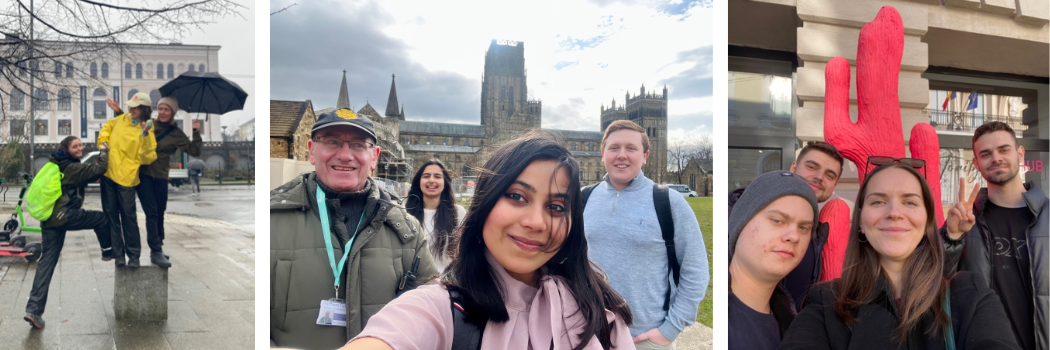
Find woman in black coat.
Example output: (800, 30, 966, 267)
(779, 162, 1018, 349)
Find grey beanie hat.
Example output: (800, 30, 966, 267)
(728, 171, 819, 262)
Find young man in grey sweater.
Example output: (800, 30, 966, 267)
(584, 120, 710, 350)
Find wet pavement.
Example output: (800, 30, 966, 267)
(0, 185, 255, 349)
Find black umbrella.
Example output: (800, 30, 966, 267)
(158, 71, 248, 120)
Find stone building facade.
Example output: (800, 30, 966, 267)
(600, 84, 670, 184)
(269, 100, 314, 160)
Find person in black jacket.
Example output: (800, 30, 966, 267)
(24, 136, 111, 329)
(779, 162, 1018, 349)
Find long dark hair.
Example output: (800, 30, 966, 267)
(834, 163, 947, 340)
(58, 136, 80, 160)
(443, 130, 631, 350)
(405, 159, 458, 261)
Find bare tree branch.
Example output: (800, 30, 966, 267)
(271, 3, 297, 15)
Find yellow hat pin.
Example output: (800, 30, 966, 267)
(336, 109, 358, 120)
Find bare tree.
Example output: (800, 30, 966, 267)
(666, 134, 712, 185)
(0, 0, 243, 176)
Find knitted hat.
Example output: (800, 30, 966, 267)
(158, 97, 179, 112)
(728, 171, 819, 262)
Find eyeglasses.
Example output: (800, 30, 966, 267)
(866, 156, 926, 177)
(313, 136, 376, 153)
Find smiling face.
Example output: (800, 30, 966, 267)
(419, 164, 445, 198)
(859, 167, 928, 267)
(482, 159, 570, 286)
(601, 129, 649, 190)
(68, 139, 83, 159)
(157, 103, 175, 122)
(790, 150, 841, 203)
(973, 130, 1024, 186)
(731, 196, 814, 283)
(308, 126, 380, 192)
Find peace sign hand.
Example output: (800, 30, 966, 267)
(946, 177, 980, 240)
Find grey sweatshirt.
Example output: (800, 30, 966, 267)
(584, 172, 709, 341)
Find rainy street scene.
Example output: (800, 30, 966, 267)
(0, 0, 255, 348)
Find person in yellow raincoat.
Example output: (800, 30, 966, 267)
(98, 92, 157, 268)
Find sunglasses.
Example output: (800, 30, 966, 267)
(866, 156, 926, 178)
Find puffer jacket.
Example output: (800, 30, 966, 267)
(42, 149, 108, 228)
(943, 181, 1048, 350)
(140, 120, 202, 180)
(269, 173, 438, 349)
(97, 113, 156, 187)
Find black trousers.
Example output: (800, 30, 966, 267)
(26, 209, 109, 315)
(135, 174, 168, 253)
(101, 177, 140, 259)
(190, 176, 201, 193)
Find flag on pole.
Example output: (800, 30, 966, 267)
(942, 91, 956, 111)
(966, 92, 978, 111)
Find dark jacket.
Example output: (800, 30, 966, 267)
(729, 186, 830, 295)
(42, 150, 108, 228)
(942, 182, 1048, 350)
(269, 173, 438, 349)
(140, 120, 202, 180)
(779, 272, 1019, 350)
(728, 273, 797, 339)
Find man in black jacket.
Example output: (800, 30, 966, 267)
(944, 121, 1048, 350)
(24, 136, 111, 329)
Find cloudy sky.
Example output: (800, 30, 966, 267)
(270, 0, 713, 140)
(182, 0, 256, 130)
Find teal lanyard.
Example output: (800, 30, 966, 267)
(316, 185, 367, 298)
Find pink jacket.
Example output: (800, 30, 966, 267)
(352, 251, 634, 349)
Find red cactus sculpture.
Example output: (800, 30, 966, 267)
(820, 7, 944, 278)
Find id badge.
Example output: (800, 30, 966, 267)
(317, 299, 347, 326)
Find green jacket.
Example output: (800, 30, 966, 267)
(269, 173, 438, 349)
(140, 121, 202, 180)
(42, 149, 108, 228)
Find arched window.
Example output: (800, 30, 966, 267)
(32, 88, 49, 110)
(135, 63, 143, 79)
(571, 143, 576, 151)
(167, 64, 174, 78)
(188, 64, 195, 73)
(463, 164, 472, 177)
(149, 90, 162, 109)
(90, 62, 98, 77)
(198, 64, 205, 72)
(127, 89, 139, 101)
(93, 88, 108, 119)
(589, 144, 593, 151)
(124, 63, 132, 78)
(53, 61, 62, 77)
(101, 63, 109, 78)
(10, 89, 25, 111)
(29, 60, 39, 76)
(57, 89, 72, 111)
(66, 62, 73, 77)
(465, 139, 470, 146)
(156, 63, 164, 79)
(17, 61, 26, 76)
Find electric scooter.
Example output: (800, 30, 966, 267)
(0, 173, 44, 262)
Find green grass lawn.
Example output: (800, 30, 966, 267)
(686, 197, 713, 328)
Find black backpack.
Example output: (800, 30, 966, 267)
(582, 182, 679, 311)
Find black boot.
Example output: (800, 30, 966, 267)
(24, 313, 44, 329)
(114, 256, 126, 267)
(150, 251, 171, 268)
(127, 257, 140, 268)
(101, 248, 114, 262)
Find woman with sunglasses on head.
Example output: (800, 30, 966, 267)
(779, 160, 1018, 349)
(109, 96, 202, 268)
(339, 130, 634, 350)
(405, 159, 467, 271)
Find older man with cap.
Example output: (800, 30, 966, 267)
(98, 92, 157, 268)
(728, 171, 818, 350)
(269, 108, 438, 349)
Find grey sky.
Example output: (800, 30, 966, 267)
(271, 0, 712, 140)
(182, 0, 256, 131)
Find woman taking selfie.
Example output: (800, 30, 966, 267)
(405, 159, 467, 270)
(340, 130, 633, 350)
(779, 161, 1018, 349)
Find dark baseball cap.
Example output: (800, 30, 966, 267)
(311, 108, 377, 141)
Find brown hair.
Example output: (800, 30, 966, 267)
(797, 141, 845, 176)
(59, 136, 79, 153)
(834, 163, 948, 340)
(600, 120, 649, 153)
(972, 121, 1017, 148)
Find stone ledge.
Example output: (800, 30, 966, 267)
(796, 26, 929, 72)
(798, 0, 928, 36)
(796, 66, 930, 108)
(114, 266, 168, 321)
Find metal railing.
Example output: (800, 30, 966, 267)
(924, 109, 1027, 133)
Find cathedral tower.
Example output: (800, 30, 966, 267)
(480, 40, 541, 143)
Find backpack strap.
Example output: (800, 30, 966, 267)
(653, 184, 678, 311)
(155, 124, 176, 142)
(449, 290, 484, 350)
(581, 183, 599, 205)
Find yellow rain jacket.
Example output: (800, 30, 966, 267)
(98, 113, 157, 187)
